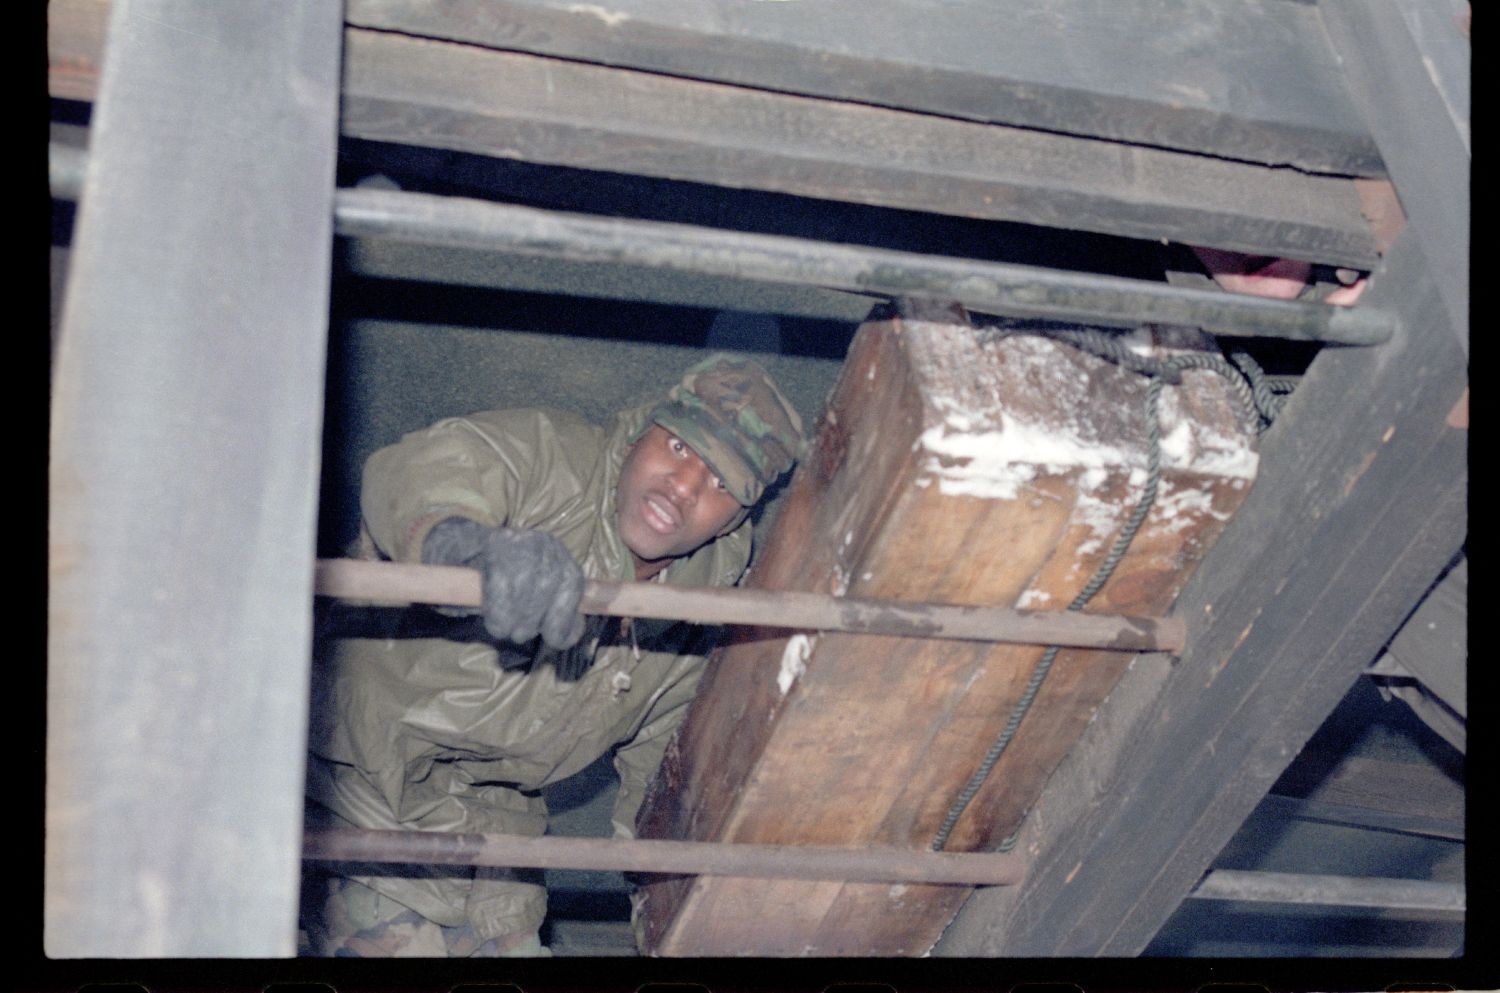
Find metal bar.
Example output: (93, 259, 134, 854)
(1189, 870, 1463, 914)
(302, 827, 1025, 887)
(333, 186, 1396, 346)
(46, 0, 342, 959)
(314, 558, 1188, 653)
(48, 141, 87, 198)
(50, 144, 1397, 346)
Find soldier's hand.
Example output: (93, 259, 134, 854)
(422, 517, 587, 650)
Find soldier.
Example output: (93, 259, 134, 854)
(301, 353, 805, 956)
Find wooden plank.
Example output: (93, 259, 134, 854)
(46, 0, 110, 102)
(935, 229, 1468, 957)
(634, 305, 1258, 955)
(345, 0, 1385, 176)
(1258, 794, 1463, 843)
(1377, 556, 1466, 718)
(45, 0, 341, 957)
(47, 2, 1385, 266)
(335, 30, 1380, 269)
(1272, 755, 1464, 829)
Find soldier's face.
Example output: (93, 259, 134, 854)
(616, 425, 743, 579)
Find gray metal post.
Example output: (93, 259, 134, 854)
(46, 0, 342, 957)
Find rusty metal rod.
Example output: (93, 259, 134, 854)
(313, 558, 1186, 652)
(1190, 870, 1464, 913)
(302, 827, 1025, 886)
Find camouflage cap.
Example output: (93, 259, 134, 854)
(649, 353, 805, 506)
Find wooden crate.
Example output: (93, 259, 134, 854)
(635, 303, 1258, 955)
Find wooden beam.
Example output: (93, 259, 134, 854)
(634, 306, 1259, 955)
(335, 29, 1381, 269)
(48, 4, 1387, 268)
(1319, 0, 1469, 356)
(46, 2, 1385, 268)
(1258, 794, 1463, 844)
(46, 0, 341, 957)
(935, 228, 1467, 957)
(345, 0, 1385, 176)
(46, 0, 109, 102)
(1271, 754, 1464, 831)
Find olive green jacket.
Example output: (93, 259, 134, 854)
(304, 402, 751, 935)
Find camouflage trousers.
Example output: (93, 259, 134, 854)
(301, 873, 551, 958)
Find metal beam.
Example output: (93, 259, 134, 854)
(314, 558, 1188, 652)
(303, 828, 1026, 887)
(53, 146, 1394, 345)
(46, 0, 341, 958)
(345, 0, 1384, 176)
(1189, 871, 1463, 914)
(935, 225, 1467, 956)
(329, 186, 1394, 346)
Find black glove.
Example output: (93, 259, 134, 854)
(422, 517, 586, 650)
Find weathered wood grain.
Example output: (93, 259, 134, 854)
(635, 305, 1257, 955)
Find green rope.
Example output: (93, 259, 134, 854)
(931, 324, 1279, 853)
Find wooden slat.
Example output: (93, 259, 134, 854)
(935, 229, 1468, 957)
(345, 0, 1385, 176)
(336, 30, 1379, 269)
(634, 304, 1258, 955)
(1272, 755, 1464, 829)
(46, 2, 1384, 268)
(1258, 794, 1463, 843)
(45, 0, 109, 102)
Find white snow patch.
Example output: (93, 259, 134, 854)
(831, 565, 850, 597)
(1073, 488, 1122, 549)
(1017, 589, 1052, 608)
(1151, 484, 1228, 532)
(1122, 327, 1159, 357)
(1158, 420, 1195, 465)
(918, 410, 1134, 501)
(778, 634, 815, 696)
(1187, 436, 1259, 478)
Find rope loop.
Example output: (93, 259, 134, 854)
(934, 322, 1281, 852)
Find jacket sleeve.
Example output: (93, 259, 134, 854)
(359, 410, 586, 563)
(609, 656, 708, 839)
(609, 525, 753, 838)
